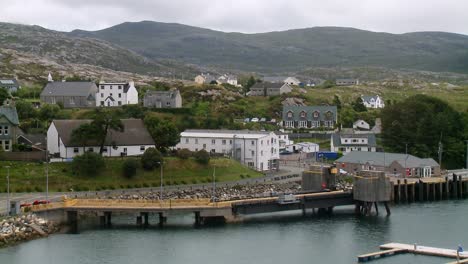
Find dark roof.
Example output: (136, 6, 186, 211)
(0, 105, 19, 125)
(251, 82, 285, 89)
(52, 119, 155, 147)
(41, 82, 97, 97)
(17, 133, 46, 147)
(282, 105, 338, 122)
(99, 82, 132, 93)
(336, 152, 439, 168)
(0, 79, 19, 87)
(145, 90, 180, 99)
(331, 133, 377, 147)
(263, 76, 287, 83)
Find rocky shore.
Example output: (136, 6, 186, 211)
(0, 214, 59, 248)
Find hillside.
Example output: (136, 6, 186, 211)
(0, 22, 198, 78)
(71, 21, 468, 73)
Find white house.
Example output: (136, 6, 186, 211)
(217, 74, 239, 86)
(361, 95, 385, 109)
(176, 129, 280, 171)
(330, 133, 377, 154)
(275, 131, 294, 150)
(353, 119, 370, 130)
(96, 81, 138, 107)
(285, 142, 319, 153)
(47, 119, 155, 159)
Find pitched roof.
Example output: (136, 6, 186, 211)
(0, 79, 19, 87)
(336, 151, 439, 168)
(331, 133, 377, 147)
(52, 119, 155, 147)
(282, 105, 338, 122)
(251, 82, 285, 89)
(361, 95, 381, 104)
(263, 76, 288, 83)
(181, 129, 273, 139)
(145, 89, 180, 99)
(41, 82, 97, 97)
(0, 105, 19, 125)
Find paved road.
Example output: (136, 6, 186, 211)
(0, 166, 305, 216)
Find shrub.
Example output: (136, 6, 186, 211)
(191, 179, 198, 184)
(194, 149, 210, 165)
(34, 186, 43, 192)
(25, 186, 33, 193)
(142, 183, 150, 188)
(177, 148, 192, 159)
(122, 159, 138, 178)
(141, 148, 162, 170)
(181, 180, 187, 185)
(71, 152, 105, 176)
(134, 183, 142, 189)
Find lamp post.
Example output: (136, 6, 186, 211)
(45, 136, 49, 202)
(212, 165, 216, 201)
(158, 161, 163, 200)
(5, 166, 10, 216)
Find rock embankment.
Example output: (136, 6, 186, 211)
(0, 214, 59, 248)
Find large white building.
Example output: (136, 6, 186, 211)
(96, 81, 138, 107)
(176, 130, 280, 171)
(361, 95, 385, 109)
(330, 133, 377, 154)
(47, 119, 155, 159)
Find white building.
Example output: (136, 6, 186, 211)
(47, 119, 155, 159)
(361, 95, 385, 109)
(217, 74, 239, 86)
(353, 119, 371, 130)
(96, 81, 138, 107)
(176, 130, 280, 171)
(275, 131, 294, 149)
(330, 133, 377, 154)
(285, 142, 319, 153)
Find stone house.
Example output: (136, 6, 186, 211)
(40, 81, 97, 108)
(248, 82, 292, 96)
(144, 89, 182, 108)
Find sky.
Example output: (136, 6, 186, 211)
(1, 0, 468, 35)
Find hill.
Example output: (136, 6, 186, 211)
(70, 21, 468, 73)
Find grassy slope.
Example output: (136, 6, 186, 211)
(0, 158, 262, 193)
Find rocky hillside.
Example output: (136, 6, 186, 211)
(71, 21, 468, 73)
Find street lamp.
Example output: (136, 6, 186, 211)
(5, 166, 10, 216)
(157, 161, 163, 200)
(45, 136, 49, 202)
(212, 165, 216, 201)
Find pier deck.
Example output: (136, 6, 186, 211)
(380, 243, 468, 259)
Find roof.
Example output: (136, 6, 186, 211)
(0, 79, 19, 87)
(0, 105, 19, 125)
(52, 119, 155, 147)
(251, 82, 285, 89)
(331, 133, 377, 147)
(181, 129, 273, 139)
(99, 82, 132, 93)
(287, 142, 319, 147)
(336, 78, 358, 82)
(17, 133, 46, 147)
(263, 76, 287, 83)
(41, 82, 97, 97)
(361, 95, 381, 104)
(282, 105, 338, 121)
(145, 90, 180, 99)
(336, 152, 439, 168)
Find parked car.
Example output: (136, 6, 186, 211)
(260, 118, 267, 122)
(244, 118, 250, 123)
(270, 119, 277, 123)
(20, 203, 32, 208)
(251, 118, 259, 122)
(32, 200, 50, 206)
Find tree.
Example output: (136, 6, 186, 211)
(352, 97, 367, 112)
(90, 109, 124, 154)
(15, 100, 37, 119)
(381, 95, 466, 169)
(177, 148, 192, 159)
(122, 159, 138, 178)
(333, 95, 342, 111)
(141, 148, 163, 170)
(0, 88, 9, 104)
(39, 104, 61, 121)
(71, 152, 105, 176)
(194, 149, 210, 165)
(70, 123, 99, 152)
(322, 80, 335, 88)
(144, 116, 180, 152)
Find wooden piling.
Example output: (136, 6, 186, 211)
(411, 183, 415, 203)
(452, 174, 458, 199)
(438, 182, 442, 200)
(403, 179, 408, 203)
(374, 202, 379, 215)
(459, 175, 463, 199)
(445, 177, 450, 199)
(418, 181, 424, 202)
(397, 180, 401, 204)
(431, 183, 436, 201)
(384, 202, 391, 215)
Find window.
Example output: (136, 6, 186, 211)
(298, 121, 307, 128)
(195, 139, 199, 144)
(140, 146, 145, 152)
(287, 111, 293, 118)
(70, 97, 75, 104)
(103, 147, 108, 153)
(313, 111, 319, 118)
(222, 140, 226, 145)
(110, 93, 113, 96)
(4, 141, 10, 151)
(51, 97, 56, 104)
(118, 85, 122, 90)
(166, 102, 171, 106)
(300, 111, 306, 118)
(100, 101, 104, 106)
(118, 101, 122, 106)
(247, 162, 254, 167)
(101, 93, 104, 98)
(344, 139, 348, 143)
(73, 148, 79, 153)
(3, 126, 8, 135)
(203, 144, 206, 149)
(261, 140, 263, 145)
(110, 85, 113, 90)
(251, 150, 255, 156)
(229, 140, 232, 144)
(251, 141, 255, 146)
(185, 138, 189, 144)
(87, 147, 94, 152)
(123, 148, 127, 153)
(212, 139, 216, 145)
(211, 149, 215, 153)
(118, 93, 122, 98)
(100, 85, 104, 89)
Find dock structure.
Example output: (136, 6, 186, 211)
(353, 171, 392, 216)
(358, 242, 468, 262)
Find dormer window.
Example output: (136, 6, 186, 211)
(325, 111, 333, 119)
(313, 111, 320, 118)
(300, 111, 306, 118)
(287, 111, 293, 118)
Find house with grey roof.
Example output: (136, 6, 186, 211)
(0, 79, 20, 94)
(336, 152, 440, 177)
(353, 119, 371, 130)
(144, 89, 182, 108)
(336, 78, 359, 86)
(330, 133, 377, 154)
(263, 76, 301, 86)
(0, 100, 20, 151)
(194, 74, 217, 85)
(248, 82, 293, 96)
(361, 95, 385, 108)
(282, 105, 338, 129)
(40, 81, 97, 108)
(47, 119, 155, 159)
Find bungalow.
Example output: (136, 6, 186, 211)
(194, 74, 217, 85)
(0, 100, 20, 152)
(361, 95, 385, 109)
(282, 105, 338, 129)
(248, 82, 292, 96)
(40, 81, 97, 108)
(143, 89, 182, 108)
(0, 79, 20, 93)
(335, 151, 440, 177)
(96, 81, 138, 107)
(217, 74, 239, 86)
(263, 76, 301, 86)
(330, 133, 377, 154)
(47, 119, 155, 159)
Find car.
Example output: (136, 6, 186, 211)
(244, 118, 250, 123)
(251, 118, 259, 122)
(270, 118, 277, 123)
(260, 118, 267, 122)
(32, 200, 50, 206)
(20, 203, 32, 208)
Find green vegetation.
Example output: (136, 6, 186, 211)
(0, 158, 263, 192)
(141, 148, 163, 170)
(122, 159, 138, 178)
(71, 152, 105, 176)
(381, 95, 468, 169)
(194, 150, 210, 165)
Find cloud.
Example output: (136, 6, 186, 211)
(1, 0, 468, 34)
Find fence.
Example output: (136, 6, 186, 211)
(2, 151, 46, 162)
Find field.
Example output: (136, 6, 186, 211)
(0, 158, 263, 193)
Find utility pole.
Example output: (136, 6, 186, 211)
(45, 136, 49, 202)
(160, 161, 163, 200)
(438, 141, 443, 168)
(465, 140, 468, 169)
(6, 166, 10, 216)
(212, 165, 216, 201)
(405, 143, 408, 177)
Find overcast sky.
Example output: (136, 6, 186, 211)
(2, 0, 468, 35)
